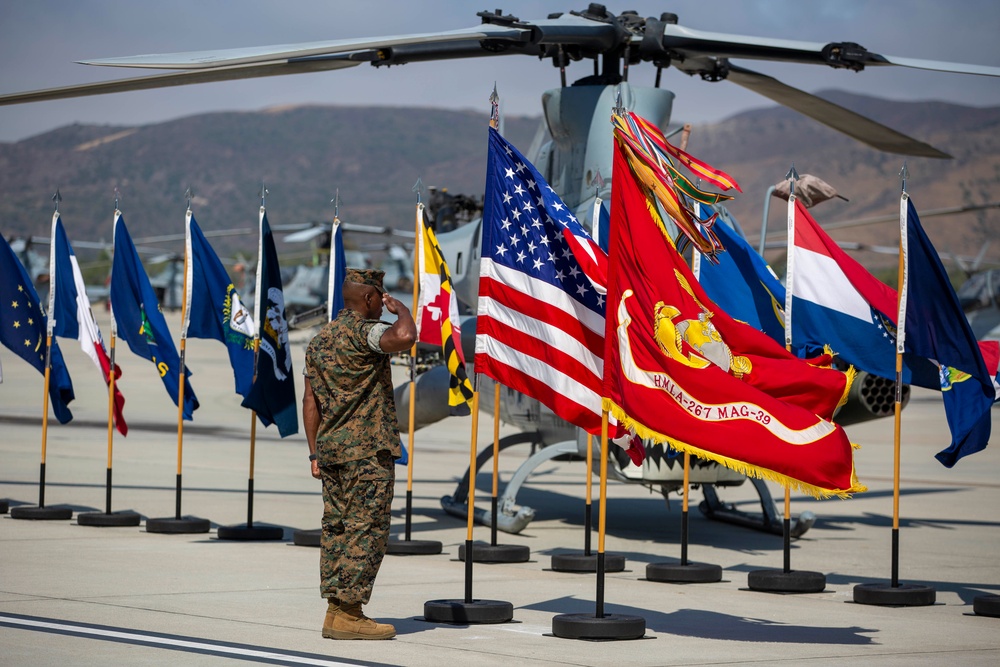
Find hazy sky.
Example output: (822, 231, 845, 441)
(1, 0, 999, 142)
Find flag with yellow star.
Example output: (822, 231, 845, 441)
(0, 233, 75, 422)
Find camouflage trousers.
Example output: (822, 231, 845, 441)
(320, 450, 395, 605)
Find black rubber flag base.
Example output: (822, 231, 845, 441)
(10, 505, 73, 521)
(0, 499, 8, 514)
(552, 612, 646, 640)
(217, 523, 284, 541)
(424, 599, 514, 624)
(748, 569, 826, 593)
(458, 542, 530, 563)
(77, 510, 141, 527)
(386, 539, 443, 555)
(145, 516, 211, 534)
(551, 552, 626, 573)
(853, 582, 935, 606)
(292, 528, 321, 547)
(646, 561, 722, 584)
(973, 594, 1000, 617)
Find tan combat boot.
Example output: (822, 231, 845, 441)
(321, 598, 341, 638)
(324, 602, 396, 640)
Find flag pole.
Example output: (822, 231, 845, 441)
(424, 372, 513, 623)
(460, 381, 529, 563)
(386, 185, 442, 555)
(12, 194, 72, 521)
(552, 91, 644, 640)
(78, 194, 139, 527)
(551, 169, 624, 574)
(218, 186, 283, 541)
(854, 165, 935, 606)
(552, 408, 645, 639)
(423, 89, 513, 624)
(645, 140, 721, 584)
(747, 165, 826, 593)
(147, 195, 209, 534)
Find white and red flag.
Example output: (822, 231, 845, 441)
(51, 213, 127, 435)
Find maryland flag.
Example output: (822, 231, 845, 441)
(603, 135, 864, 497)
(416, 204, 473, 415)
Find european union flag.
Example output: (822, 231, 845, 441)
(184, 213, 256, 399)
(696, 205, 786, 345)
(110, 212, 198, 419)
(0, 234, 75, 423)
(242, 210, 298, 437)
(902, 198, 993, 467)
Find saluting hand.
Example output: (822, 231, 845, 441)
(382, 292, 409, 316)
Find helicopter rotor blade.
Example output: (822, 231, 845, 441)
(650, 21, 1000, 77)
(723, 63, 951, 158)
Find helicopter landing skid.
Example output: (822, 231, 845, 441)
(698, 478, 815, 538)
(441, 436, 574, 535)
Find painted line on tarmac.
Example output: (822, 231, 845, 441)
(0, 613, 389, 666)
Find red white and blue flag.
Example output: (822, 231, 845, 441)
(51, 214, 127, 435)
(476, 127, 617, 442)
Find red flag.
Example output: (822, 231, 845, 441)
(602, 141, 863, 497)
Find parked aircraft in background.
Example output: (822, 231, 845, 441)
(2, 5, 997, 536)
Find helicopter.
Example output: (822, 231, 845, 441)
(2, 4, 998, 537)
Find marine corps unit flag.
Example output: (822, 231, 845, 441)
(416, 210, 474, 415)
(241, 209, 298, 437)
(0, 233, 75, 423)
(183, 212, 256, 400)
(51, 214, 127, 435)
(603, 136, 863, 497)
(110, 211, 199, 420)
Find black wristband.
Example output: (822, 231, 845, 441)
(308, 453, 317, 461)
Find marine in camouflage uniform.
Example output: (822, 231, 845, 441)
(302, 268, 416, 640)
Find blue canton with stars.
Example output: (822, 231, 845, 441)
(482, 127, 604, 316)
(0, 233, 75, 422)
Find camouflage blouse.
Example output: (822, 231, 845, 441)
(304, 308, 401, 465)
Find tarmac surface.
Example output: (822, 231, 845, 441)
(2, 310, 999, 666)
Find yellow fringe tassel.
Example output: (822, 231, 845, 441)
(603, 398, 867, 499)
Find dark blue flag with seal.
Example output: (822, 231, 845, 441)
(0, 233, 75, 423)
(901, 198, 993, 467)
(110, 212, 199, 420)
(242, 209, 298, 437)
(183, 212, 256, 399)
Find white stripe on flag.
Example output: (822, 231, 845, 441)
(792, 246, 872, 322)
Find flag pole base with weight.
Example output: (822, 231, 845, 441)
(77, 510, 140, 527)
(11, 506, 73, 521)
(458, 542, 529, 563)
(973, 594, 1000, 617)
(217, 523, 284, 541)
(748, 569, 826, 593)
(424, 598, 514, 624)
(386, 539, 442, 556)
(647, 561, 722, 584)
(146, 516, 210, 534)
(292, 528, 321, 547)
(853, 582, 935, 606)
(551, 613, 646, 640)
(551, 552, 626, 573)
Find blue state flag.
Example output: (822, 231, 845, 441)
(697, 205, 786, 345)
(242, 209, 298, 437)
(110, 212, 199, 419)
(0, 233, 75, 422)
(184, 213, 256, 399)
(902, 198, 993, 467)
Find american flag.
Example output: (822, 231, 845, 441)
(475, 127, 608, 435)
